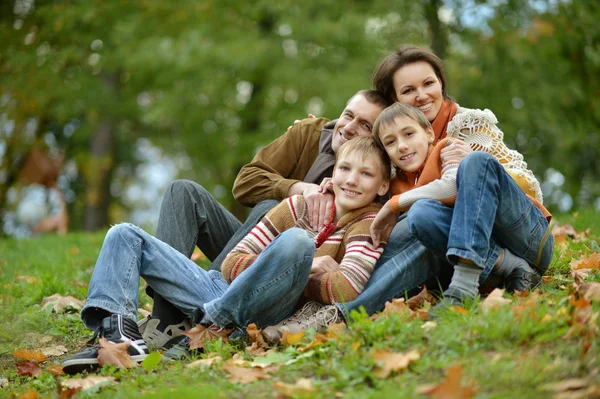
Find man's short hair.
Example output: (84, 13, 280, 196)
(336, 136, 391, 181)
(348, 89, 393, 110)
(372, 103, 431, 149)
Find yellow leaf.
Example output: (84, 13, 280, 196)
(480, 288, 512, 311)
(372, 349, 420, 378)
(13, 349, 48, 363)
(186, 356, 222, 369)
(449, 306, 468, 315)
(416, 364, 477, 399)
(280, 329, 304, 346)
(222, 364, 272, 384)
(274, 378, 314, 397)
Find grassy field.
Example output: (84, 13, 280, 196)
(1, 209, 599, 399)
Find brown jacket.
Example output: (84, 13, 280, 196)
(233, 118, 331, 207)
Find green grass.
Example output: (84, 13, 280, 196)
(1, 213, 599, 398)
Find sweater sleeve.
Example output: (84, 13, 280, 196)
(388, 163, 458, 213)
(221, 196, 305, 282)
(308, 217, 384, 304)
(232, 119, 325, 207)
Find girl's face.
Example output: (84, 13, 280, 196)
(393, 61, 444, 122)
(378, 116, 434, 173)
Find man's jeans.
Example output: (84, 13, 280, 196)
(82, 224, 314, 330)
(406, 152, 554, 282)
(151, 180, 278, 322)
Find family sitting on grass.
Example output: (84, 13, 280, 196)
(61, 45, 555, 375)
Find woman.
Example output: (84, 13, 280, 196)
(371, 45, 554, 306)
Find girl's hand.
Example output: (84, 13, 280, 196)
(319, 177, 333, 194)
(370, 202, 398, 248)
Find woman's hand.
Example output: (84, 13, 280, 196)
(440, 139, 472, 168)
(370, 202, 399, 248)
(319, 177, 333, 194)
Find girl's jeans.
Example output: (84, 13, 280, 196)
(406, 152, 554, 283)
(82, 225, 314, 330)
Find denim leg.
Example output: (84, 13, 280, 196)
(407, 199, 500, 283)
(204, 228, 314, 329)
(208, 199, 279, 272)
(448, 152, 554, 275)
(336, 217, 442, 320)
(82, 224, 229, 330)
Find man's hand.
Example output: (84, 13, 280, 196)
(319, 177, 333, 194)
(288, 182, 334, 231)
(288, 114, 316, 130)
(440, 139, 472, 169)
(370, 202, 399, 248)
(311, 256, 340, 274)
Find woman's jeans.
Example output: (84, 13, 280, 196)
(82, 224, 313, 330)
(406, 152, 554, 283)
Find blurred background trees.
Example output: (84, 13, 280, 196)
(1, 0, 598, 236)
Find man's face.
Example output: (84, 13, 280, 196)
(331, 95, 385, 153)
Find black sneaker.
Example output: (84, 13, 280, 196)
(505, 269, 542, 293)
(62, 314, 149, 375)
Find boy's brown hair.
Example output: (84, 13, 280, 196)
(336, 136, 391, 181)
(372, 103, 431, 150)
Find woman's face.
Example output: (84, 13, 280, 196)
(393, 61, 444, 122)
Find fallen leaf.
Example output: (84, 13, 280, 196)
(13, 349, 48, 363)
(297, 334, 329, 353)
(15, 361, 42, 377)
(246, 342, 267, 356)
(221, 364, 272, 384)
(274, 378, 314, 397)
(47, 364, 65, 376)
(372, 349, 420, 378)
(421, 321, 438, 332)
(186, 356, 222, 369)
(41, 345, 68, 357)
(326, 322, 347, 337)
(182, 324, 232, 350)
(552, 224, 577, 243)
(61, 376, 116, 391)
(480, 288, 512, 311)
(577, 282, 600, 302)
(16, 275, 40, 284)
(246, 323, 268, 349)
(18, 390, 38, 399)
(449, 306, 468, 315)
(407, 286, 436, 310)
(540, 378, 588, 392)
(97, 338, 135, 369)
(416, 364, 477, 399)
(570, 253, 600, 271)
(280, 329, 305, 345)
(1, 376, 8, 388)
(41, 294, 84, 313)
(542, 276, 555, 283)
(572, 269, 591, 286)
(382, 297, 414, 317)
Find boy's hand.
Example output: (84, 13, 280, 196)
(370, 202, 398, 248)
(440, 139, 471, 168)
(311, 256, 340, 274)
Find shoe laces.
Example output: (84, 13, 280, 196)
(281, 302, 324, 326)
(295, 305, 340, 330)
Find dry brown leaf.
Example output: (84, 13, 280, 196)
(246, 323, 268, 349)
(47, 364, 65, 376)
(186, 356, 222, 369)
(13, 349, 48, 363)
(552, 224, 577, 243)
(383, 297, 412, 315)
(326, 322, 347, 337)
(15, 361, 42, 377)
(540, 378, 588, 392)
(274, 378, 314, 397)
(570, 253, 600, 271)
(416, 364, 477, 399)
(182, 324, 232, 350)
(297, 334, 329, 353)
(97, 338, 135, 369)
(222, 363, 272, 384)
(572, 269, 591, 286)
(407, 286, 436, 310)
(18, 390, 38, 399)
(280, 329, 305, 345)
(577, 282, 600, 302)
(16, 275, 40, 284)
(61, 376, 116, 391)
(480, 288, 512, 311)
(41, 294, 84, 313)
(421, 321, 438, 332)
(372, 349, 420, 378)
(41, 345, 68, 357)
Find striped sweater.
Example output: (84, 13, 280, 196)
(221, 195, 385, 304)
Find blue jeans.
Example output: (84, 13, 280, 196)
(335, 214, 447, 320)
(406, 152, 554, 281)
(82, 224, 313, 330)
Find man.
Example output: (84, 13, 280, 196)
(141, 89, 392, 348)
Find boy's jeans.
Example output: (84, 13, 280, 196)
(82, 224, 313, 330)
(406, 152, 554, 282)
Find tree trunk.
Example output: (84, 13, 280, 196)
(424, 0, 448, 59)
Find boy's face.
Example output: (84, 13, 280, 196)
(378, 116, 434, 173)
(332, 151, 389, 215)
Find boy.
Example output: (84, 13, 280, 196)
(62, 136, 390, 373)
(369, 103, 552, 313)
